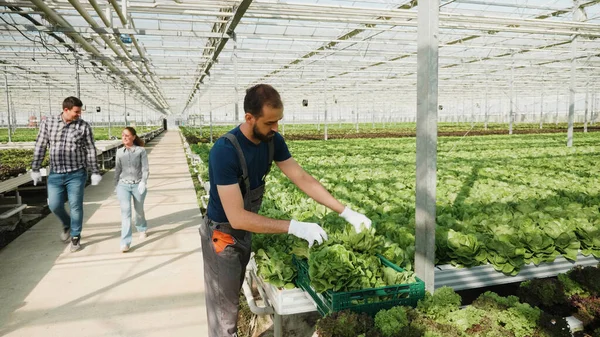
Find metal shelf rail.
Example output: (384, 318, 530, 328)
(435, 253, 600, 291)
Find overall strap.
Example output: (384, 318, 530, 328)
(222, 133, 250, 195)
(264, 140, 274, 178)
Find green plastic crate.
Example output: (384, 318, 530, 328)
(293, 254, 425, 316)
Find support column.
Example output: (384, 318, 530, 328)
(4, 67, 12, 143)
(591, 92, 596, 125)
(124, 89, 128, 126)
(107, 82, 112, 138)
(556, 89, 560, 126)
(540, 79, 544, 129)
(567, 36, 576, 147)
(75, 54, 80, 98)
(355, 82, 359, 133)
(198, 96, 203, 136)
(470, 94, 475, 128)
(484, 81, 488, 130)
(209, 95, 213, 144)
(232, 32, 239, 122)
(509, 60, 514, 135)
(38, 96, 42, 128)
(47, 79, 51, 117)
(568, 1, 585, 146)
(371, 97, 375, 128)
(584, 79, 589, 133)
(415, 0, 439, 293)
(323, 63, 328, 141)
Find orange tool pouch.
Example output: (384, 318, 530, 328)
(212, 230, 235, 254)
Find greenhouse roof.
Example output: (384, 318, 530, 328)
(0, 0, 599, 117)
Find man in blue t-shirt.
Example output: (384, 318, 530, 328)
(199, 84, 372, 337)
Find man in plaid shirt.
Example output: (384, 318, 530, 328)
(31, 96, 103, 252)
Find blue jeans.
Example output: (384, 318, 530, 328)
(117, 182, 147, 246)
(47, 168, 87, 237)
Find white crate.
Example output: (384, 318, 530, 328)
(566, 316, 584, 332)
(249, 259, 317, 315)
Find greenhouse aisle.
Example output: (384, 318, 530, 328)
(0, 130, 207, 337)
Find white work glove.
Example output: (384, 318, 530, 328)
(138, 182, 146, 194)
(340, 207, 372, 233)
(31, 171, 42, 186)
(288, 219, 328, 248)
(91, 173, 102, 186)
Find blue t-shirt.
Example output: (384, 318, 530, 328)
(207, 126, 292, 222)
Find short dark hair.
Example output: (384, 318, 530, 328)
(244, 84, 283, 118)
(63, 96, 83, 110)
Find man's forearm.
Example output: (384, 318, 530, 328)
(31, 153, 45, 171)
(230, 211, 291, 234)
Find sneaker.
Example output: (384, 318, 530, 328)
(60, 228, 70, 243)
(139, 232, 148, 240)
(70, 236, 81, 252)
(121, 245, 130, 253)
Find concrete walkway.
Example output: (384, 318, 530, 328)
(0, 131, 207, 337)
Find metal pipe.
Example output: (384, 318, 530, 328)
(124, 89, 128, 126)
(4, 67, 12, 143)
(470, 94, 475, 128)
(209, 98, 213, 144)
(186, 0, 253, 109)
(584, 77, 589, 133)
(197, 96, 202, 135)
(233, 32, 239, 122)
(556, 89, 560, 126)
(539, 78, 544, 129)
(105, 4, 113, 27)
(567, 35, 576, 147)
(107, 82, 112, 138)
(121, 0, 127, 25)
(592, 92, 596, 125)
(38, 96, 42, 127)
(371, 97, 375, 128)
(414, 0, 439, 293)
(74, 55, 80, 97)
(324, 62, 328, 141)
(484, 79, 488, 130)
(69, 0, 167, 111)
(47, 79, 51, 117)
(509, 59, 514, 135)
(30, 0, 163, 113)
(355, 82, 359, 133)
(95, 0, 167, 109)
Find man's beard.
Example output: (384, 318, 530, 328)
(253, 124, 275, 142)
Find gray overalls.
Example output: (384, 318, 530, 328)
(199, 133, 274, 337)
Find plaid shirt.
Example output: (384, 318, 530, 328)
(31, 114, 99, 174)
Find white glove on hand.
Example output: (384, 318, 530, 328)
(340, 207, 372, 233)
(138, 182, 146, 194)
(288, 219, 328, 248)
(30, 171, 42, 186)
(91, 174, 102, 186)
